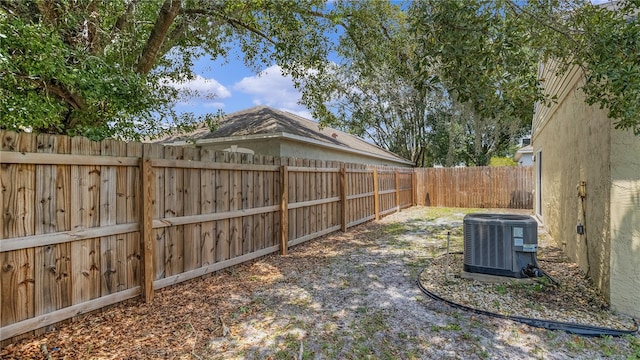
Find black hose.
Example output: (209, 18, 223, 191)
(417, 268, 638, 337)
(539, 269, 559, 286)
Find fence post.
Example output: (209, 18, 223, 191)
(373, 168, 380, 220)
(412, 170, 417, 206)
(280, 165, 289, 255)
(141, 158, 155, 303)
(340, 166, 347, 232)
(395, 169, 400, 212)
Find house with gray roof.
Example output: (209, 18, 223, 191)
(159, 106, 413, 167)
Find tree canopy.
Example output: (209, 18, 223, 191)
(1, 0, 638, 154)
(0, 0, 332, 140)
(300, 0, 640, 167)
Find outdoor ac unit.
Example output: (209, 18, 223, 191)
(463, 213, 538, 278)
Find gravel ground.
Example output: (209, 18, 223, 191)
(2, 206, 639, 359)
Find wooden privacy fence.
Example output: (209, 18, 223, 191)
(0, 131, 414, 342)
(414, 166, 534, 209)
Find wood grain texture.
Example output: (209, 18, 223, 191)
(182, 147, 201, 271)
(142, 143, 164, 280)
(279, 165, 289, 255)
(33, 134, 71, 329)
(215, 151, 230, 262)
(1, 131, 36, 330)
(199, 148, 216, 266)
(229, 152, 242, 259)
(99, 139, 122, 296)
(70, 137, 101, 306)
(126, 142, 143, 289)
(241, 153, 253, 255)
(163, 146, 184, 277)
(141, 158, 155, 302)
(412, 167, 533, 209)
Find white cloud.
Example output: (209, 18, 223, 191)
(203, 101, 225, 108)
(166, 75, 231, 99)
(233, 65, 311, 119)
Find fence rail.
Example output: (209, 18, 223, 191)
(0, 131, 414, 343)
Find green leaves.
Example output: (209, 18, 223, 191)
(1, 0, 333, 140)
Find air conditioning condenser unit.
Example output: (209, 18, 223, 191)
(463, 213, 538, 278)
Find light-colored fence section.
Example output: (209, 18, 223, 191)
(1, 131, 533, 343)
(414, 166, 534, 209)
(0, 131, 413, 343)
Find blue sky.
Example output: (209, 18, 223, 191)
(170, 56, 314, 120)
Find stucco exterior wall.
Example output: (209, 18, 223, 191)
(197, 139, 282, 158)
(279, 141, 410, 167)
(533, 68, 612, 300)
(187, 138, 410, 167)
(609, 127, 640, 317)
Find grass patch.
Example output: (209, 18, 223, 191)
(385, 223, 406, 235)
(274, 334, 312, 360)
(626, 334, 640, 359)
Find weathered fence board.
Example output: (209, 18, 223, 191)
(1, 130, 531, 344)
(414, 166, 533, 209)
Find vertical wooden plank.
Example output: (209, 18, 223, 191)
(272, 156, 281, 247)
(141, 158, 155, 302)
(33, 134, 71, 329)
(183, 147, 201, 271)
(264, 156, 275, 248)
(373, 169, 380, 220)
(241, 153, 254, 255)
(199, 148, 215, 266)
(340, 166, 347, 232)
(352, 166, 357, 224)
(1, 132, 36, 331)
(126, 142, 142, 288)
(215, 151, 230, 262)
(295, 158, 304, 240)
(330, 161, 338, 227)
(395, 169, 400, 212)
(309, 159, 317, 236)
(229, 152, 242, 258)
(287, 158, 296, 242)
(314, 160, 322, 233)
(302, 158, 310, 238)
(253, 155, 265, 251)
(319, 160, 328, 232)
(164, 146, 184, 277)
(280, 165, 289, 255)
(142, 143, 164, 280)
(70, 136, 101, 305)
(115, 141, 129, 292)
(99, 139, 122, 296)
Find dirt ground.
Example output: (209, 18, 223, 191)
(2, 206, 639, 359)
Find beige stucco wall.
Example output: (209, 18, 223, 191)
(609, 127, 640, 317)
(278, 141, 410, 167)
(190, 137, 411, 167)
(197, 138, 283, 158)
(533, 68, 612, 300)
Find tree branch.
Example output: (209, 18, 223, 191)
(182, 8, 276, 46)
(136, 0, 182, 74)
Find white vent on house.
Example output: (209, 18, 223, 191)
(463, 213, 538, 278)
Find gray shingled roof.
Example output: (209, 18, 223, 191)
(158, 106, 411, 164)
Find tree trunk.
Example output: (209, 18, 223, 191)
(136, 0, 182, 74)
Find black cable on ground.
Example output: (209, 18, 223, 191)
(417, 268, 638, 337)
